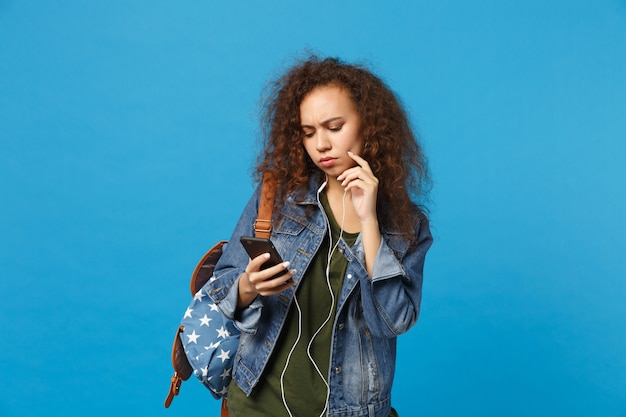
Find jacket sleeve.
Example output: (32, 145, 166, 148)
(204, 184, 265, 334)
(358, 216, 433, 338)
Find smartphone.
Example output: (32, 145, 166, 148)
(239, 236, 290, 280)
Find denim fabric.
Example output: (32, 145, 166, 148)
(179, 284, 239, 399)
(205, 177, 432, 417)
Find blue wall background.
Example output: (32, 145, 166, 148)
(1, 1, 625, 416)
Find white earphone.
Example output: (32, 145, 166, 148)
(280, 180, 348, 417)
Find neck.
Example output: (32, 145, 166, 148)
(322, 175, 360, 233)
(324, 175, 345, 195)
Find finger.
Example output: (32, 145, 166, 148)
(347, 151, 372, 170)
(339, 169, 376, 187)
(262, 261, 292, 279)
(266, 269, 297, 287)
(247, 253, 271, 272)
(343, 177, 375, 193)
(256, 270, 297, 295)
(249, 260, 291, 282)
(338, 157, 374, 182)
(338, 166, 365, 181)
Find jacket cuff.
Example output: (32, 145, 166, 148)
(371, 238, 405, 281)
(218, 275, 263, 334)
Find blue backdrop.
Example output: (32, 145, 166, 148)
(1, 1, 625, 416)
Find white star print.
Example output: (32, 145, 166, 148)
(216, 326, 230, 339)
(199, 314, 212, 327)
(186, 330, 200, 344)
(220, 367, 231, 379)
(177, 284, 240, 398)
(217, 349, 230, 363)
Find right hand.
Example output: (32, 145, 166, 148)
(238, 253, 296, 307)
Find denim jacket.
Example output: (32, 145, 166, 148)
(206, 177, 432, 417)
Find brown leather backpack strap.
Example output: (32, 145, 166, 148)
(219, 175, 274, 415)
(165, 174, 276, 411)
(254, 171, 276, 239)
(164, 326, 193, 408)
(221, 398, 229, 417)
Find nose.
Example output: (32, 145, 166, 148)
(315, 130, 331, 152)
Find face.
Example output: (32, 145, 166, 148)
(300, 85, 363, 178)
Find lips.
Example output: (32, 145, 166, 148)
(319, 157, 336, 167)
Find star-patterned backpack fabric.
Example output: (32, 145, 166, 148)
(179, 282, 240, 399)
(165, 240, 235, 409)
(165, 173, 276, 412)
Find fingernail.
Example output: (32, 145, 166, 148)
(290, 269, 297, 275)
(264, 253, 270, 259)
(283, 261, 290, 268)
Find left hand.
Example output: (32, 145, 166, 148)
(337, 151, 379, 223)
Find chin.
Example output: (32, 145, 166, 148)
(316, 166, 341, 177)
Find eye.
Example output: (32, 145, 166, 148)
(329, 124, 343, 132)
(302, 129, 315, 138)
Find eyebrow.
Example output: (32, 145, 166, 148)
(301, 117, 344, 128)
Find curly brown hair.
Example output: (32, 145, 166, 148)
(254, 55, 431, 241)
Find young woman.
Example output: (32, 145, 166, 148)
(206, 56, 433, 417)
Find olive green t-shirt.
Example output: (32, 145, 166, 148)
(228, 193, 358, 417)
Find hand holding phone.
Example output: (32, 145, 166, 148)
(239, 237, 292, 281)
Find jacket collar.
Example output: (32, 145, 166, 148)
(290, 173, 327, 205)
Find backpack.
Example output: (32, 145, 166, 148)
(164, 174, 276, 416)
